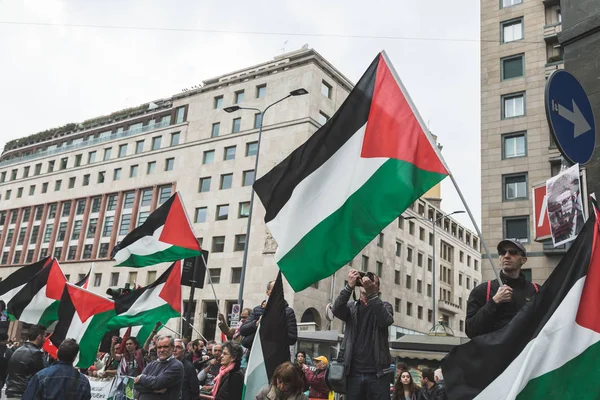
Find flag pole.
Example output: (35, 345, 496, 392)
(181, 316, 209, 343)
(380, 50, 503, 287)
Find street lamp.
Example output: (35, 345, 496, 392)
(225, 88, 309, 309)
(406, 210, 464, 329)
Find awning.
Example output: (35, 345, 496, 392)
(390, 348, 446, 361)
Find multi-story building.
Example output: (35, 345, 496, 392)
(481, 0, 565, 283)
(0, 48, 480, 340)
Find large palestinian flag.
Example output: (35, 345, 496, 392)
(107, 261, 182, 332)
(243, 272, 290, 400)
(44, 284, 115, 368)
(442, 209, 600, 399)
(0, 257, 50, 306)
(7, 258, 67, 326)
(253, 51, 448, 291)
(112, 192, 202, 267)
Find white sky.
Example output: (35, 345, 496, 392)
(0, 0, 481, 229)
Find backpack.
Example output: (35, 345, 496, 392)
(486, 281, 539, 302)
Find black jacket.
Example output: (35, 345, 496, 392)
(214, 363, 244, 400)
(417, 383, 447, 400)
(5, 342, 45, 397)
(180, 357, 200, 400)
(466, 271, 539, 338)
(0, 343, 14, 382)
(332, 285, 394, 378)
(135, 356, 183, 400)
(240, 302, 297, 349)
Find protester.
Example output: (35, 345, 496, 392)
(417, 368, 447, 400)
(294, 351, 307, 369)
(112, 336, 145, 376)
(255, 361, 310, 400)
(332, 269, 394, 400)
(240, 280, 298, 351)
(198, 343, 222, 394)
(94, 343, 119, 378)
(0, 333, 14, 390)
(434, 369, 444, 390)
(466, 239, 539, 338)
(212, 341, 244, 400)
(218, 307, 251, 342)
(190, 338, 206, 363)
(173, 339, 199, 400)
(304, 356, 329, 399)
(134, 335, 184, 400)
(392, 371, 420, 400)
(5, 324, 46, 399)
(22, 339, 91, 400)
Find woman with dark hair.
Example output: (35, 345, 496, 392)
(212, 341, 244, 400)
(392, 370, 420, 400)
(255, 361, 310, 400)
(111, 336, 144, 376)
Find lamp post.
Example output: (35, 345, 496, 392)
(224, 88, 309, 309)
(406, 210, 464, 329)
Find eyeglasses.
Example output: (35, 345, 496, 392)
(499, 249, 522, 256)
(156, 346, 171, 350)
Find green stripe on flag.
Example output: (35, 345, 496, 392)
(38, 300, 60, 327)
(278, 158, 446, 291)
(116, 246, 200, 267)
(107, 303, 180, 331)
(77, 309, 116, 368)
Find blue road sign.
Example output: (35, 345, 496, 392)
(545, 70, 596, 165)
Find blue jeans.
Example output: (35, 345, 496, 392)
(346, 372, 390, 400)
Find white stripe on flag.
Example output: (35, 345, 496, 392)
(122, 283, 167, 316)
(244, 325, 268, 400)
(114, 226, 172, 263)
(2, 283, 27, 305)
(19, 286, 54, 324)
(66, 312, 91, 366)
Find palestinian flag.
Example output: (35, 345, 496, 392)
(107, 261, 182, 332)
(75, 264, 93, 289)
(243, 272, 290, 399)
(253, 51, 448, 291)
(0, 257, 50, 306)
(7, 258, 67, 326)
(112, 192, 202, 267)
(44, 284, 115, 368)
(442, 209, 600, 399)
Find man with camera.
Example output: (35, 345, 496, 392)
(332, 269, 394, 400)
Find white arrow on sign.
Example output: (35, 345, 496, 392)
(557, 99, 592, 138)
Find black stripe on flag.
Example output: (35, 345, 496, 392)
(0, 256, 50, 297)
(260, 271, 292, 380)
(114, 262, 174, 314)
(253, 54, 380, 224)
(442, 215, 595, 400)
(7, 261, 53, 320)
(50, 285, 76, 348)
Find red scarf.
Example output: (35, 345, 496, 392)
(212, 362, 236, 396)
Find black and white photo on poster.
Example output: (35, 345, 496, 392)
(546, 164, 585, 247)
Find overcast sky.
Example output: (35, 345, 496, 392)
(0, 0, 481, 229)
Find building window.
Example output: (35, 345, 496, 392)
(242, 170, 255, 187)
(395, 298, 401, 313)
(501, 18, 523, 43)
(17, 227, 26, 245)
(224, 146, 236, 161)
(5, 190, 10, 200)
(256, 84, 266, 99)
(123, 192, 135, 209)
(13, 250, 22, 264)
(137, 211, 149, 226)
(376, 261, 383, 277)
(406, 247, 413, 262)
(504, 216, 529, 243)
(59, 157, 67, 170)
(146, 271, 157, 285)
(502, 0, 522, 8)
(62, 202, 71, 217)
(502, 132, 527, 159)
(151, 136, 161, 151)
(239, 202, 250, 218)
(502, 92, 525, 119)
(71, 220, 82, 240)
(361, 255, 369, 272)
(54, 180, 62, 191)
(91, 273, 101, 287)
(88, 151, 96, 164)
(406, 302, 413, 317)
(68, 177, 76, 188)
(231, 267, 242, 284)
(91, 197, 101, 213)
(321, 80, 332, 99)
(130, 165, 138, 178)
(0, 171, 4, 183)
(119, 214, 131, 235)
(147, 161, 156, 175)
(113, 168, 121, 180)
(418, 252, 423, 267)
(199, 177, 211, 193)
(212, 236, 225, 253)
(102, 216, 114, 237)
(67, 246, 77, 260)
(418, 306, 423, 320)
(82, 174, 90, 186)
(211, 122, 220, 137)
(128, 272, 138, 286)
(501, 54, 524, 80)
(159, 186, 172, 204)
(395, 241, 402, 257)
(208, 268, 221, 284)
(419, 227, 425, 241)
(34, 163, 42, 175)
(394, 271, 400, 285)
(203, 150, 215, 164)
(235, 90, 245, 104)
(317, 111, 330, 125)
(103, 148, 112, 161)
(23, 166, 30, 178)
(16, 187, 23, 198)
(427, 284, 432, 297)
(214, 95, 223, 109)
(220, 174, 233, 190)
(409, 221, 415, 235)
(48, 161, 55, 173)
(377, 233, 384, 247)
(246, 142, 258, 157)
(87, 218, 98, 238)
(97, 171, 105, 184)
(234, 234, 246, 251)
(194, 207, 207, 223)
(406, 275, 412, 289)
(118, 144, 128, 158)
(110, 272, 119, 286)
(232, 118, 241, 133)
(165, 158, 174, 171)
(29, 185, 35, 196)
(135, 140, 144, 154)
(141, 189, 153, 206)
(81, 244, 93, 259)
(254, 113, 263, 129)
(175, 107, 185, 124)
(503, 173, 528, 201)
(216, 205, 229, 221)
(30, 225, 40, 244)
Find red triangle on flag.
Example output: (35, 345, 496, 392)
(158, 193, 201, 251)
(45, 259, 67, 300)
(43, 334, 58, 359)
(159, 261, 182, 314)
(67, 284, 114, 322)
(361, 54, 448, 176)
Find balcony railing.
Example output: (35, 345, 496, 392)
(438, 300, 461, 314)
(0, 120, 172, 168)
(544, 23, 562, 42)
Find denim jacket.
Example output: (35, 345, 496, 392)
(21, 361, 91, 400)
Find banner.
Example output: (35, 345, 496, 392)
(546, 163, 585, 247)
(88, 375, 135, 400)
(89, 377, 115, 399)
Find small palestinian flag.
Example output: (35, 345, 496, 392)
(253, 51, 448, 291)
(442, 209, 600, 399)
(0, 257, 50, 306)
(107, 261, 182, 332)
(7, 258, 67, 326)
(112, 192, 202, 267)
(44, 284, 115, 368)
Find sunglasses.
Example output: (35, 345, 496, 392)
(499, 249, 523, 256)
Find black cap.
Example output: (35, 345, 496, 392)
(497, 240, 527, 257)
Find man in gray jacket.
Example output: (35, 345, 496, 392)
(134, 335, 183, 400)
(332, 269, 394, 400)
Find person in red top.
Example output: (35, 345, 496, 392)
(303, 356, 330, 399)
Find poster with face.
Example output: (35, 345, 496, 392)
(546, 164, 585, 247)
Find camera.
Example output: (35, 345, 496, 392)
(355, 271, 375, 286)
